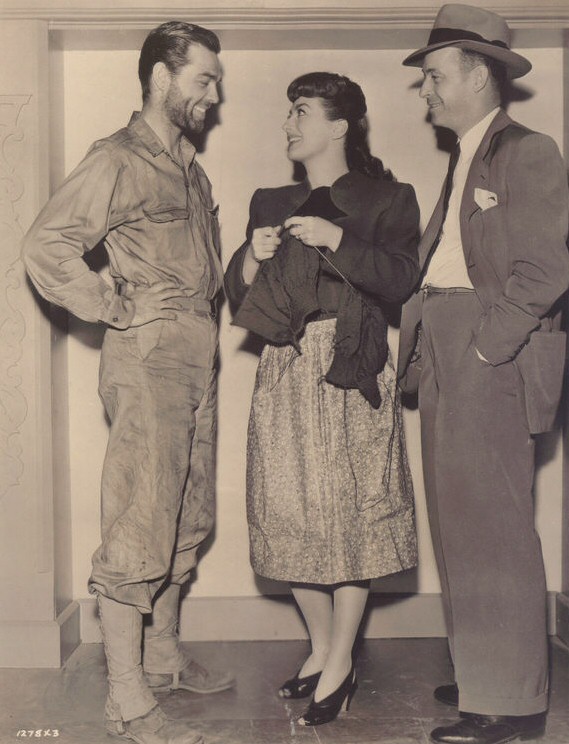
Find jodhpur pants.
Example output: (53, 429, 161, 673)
(418, 288, 548, 716)
(89, 309, 218, 613)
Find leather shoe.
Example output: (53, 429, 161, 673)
(434, 683, 459, 707)
(430, 712, 546, 744)
(145, 658, 235, 694)
(106, 705, 203, 743)
(278, 669, 321, 699)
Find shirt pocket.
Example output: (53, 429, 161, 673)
(142, 207, 191, 260)
(143, 207, 189, 223)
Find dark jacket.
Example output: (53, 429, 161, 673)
(225, 169, 420, 407)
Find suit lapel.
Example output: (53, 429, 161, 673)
(460, 110, 512, 262)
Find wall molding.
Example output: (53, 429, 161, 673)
(0, 601, 80, 668)
(0, 94, 31, 500)
(0, 6, 569, 29)
(79, 591, 559, 645)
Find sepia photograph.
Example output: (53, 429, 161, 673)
(0, 1, 568, 742)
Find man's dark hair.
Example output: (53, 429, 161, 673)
(138, 21, 221, 102)
(458, 48, 508, 102)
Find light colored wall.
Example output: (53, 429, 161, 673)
(60, 45, 565, 605)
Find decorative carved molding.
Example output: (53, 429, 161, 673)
(0, 94, 31, 499)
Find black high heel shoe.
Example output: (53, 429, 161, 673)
(278, 669, 322, 699)
(297, 668, 357, 726)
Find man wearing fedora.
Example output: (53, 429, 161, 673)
(398, 4, 569, 744)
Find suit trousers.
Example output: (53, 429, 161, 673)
(418, 289, 548, 716)
(89, 311, 218, 613)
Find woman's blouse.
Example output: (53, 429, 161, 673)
(292, 185, 347, 320)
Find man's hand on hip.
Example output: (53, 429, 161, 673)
(124, 281, 185, 327)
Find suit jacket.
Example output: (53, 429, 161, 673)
(225, 170, 420, 408)
(225, 170, 420, 310)
(397, 109, 569, 433)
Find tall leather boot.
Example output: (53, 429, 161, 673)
(143, 583, 234, 694)
(98, 593, 203, 744)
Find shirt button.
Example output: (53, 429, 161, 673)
(112, 316, 119, 323)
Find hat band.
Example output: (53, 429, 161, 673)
(428, 27, 509, 51)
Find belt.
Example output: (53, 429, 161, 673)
(422, 285, 475, 296)
(115, 283, 216, 317)
(173, 296, 216, 316)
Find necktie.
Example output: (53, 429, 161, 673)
(441, 141, 460, 222)
(420, 141, 461, 280)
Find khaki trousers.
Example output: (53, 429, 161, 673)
(90, 311, 218, 613)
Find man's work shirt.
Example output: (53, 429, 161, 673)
(23, 113, 223, 328)
(423, 107, 500, 289)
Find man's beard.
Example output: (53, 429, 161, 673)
(164, 81, 205, 134)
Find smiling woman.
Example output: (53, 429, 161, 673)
(283, 95, 344, 168)
(225, 71, 421, 727)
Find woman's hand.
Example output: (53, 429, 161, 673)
(283, 216, 343, 252)
(250, 225, 282, 262)
(242, 225, 282, 285)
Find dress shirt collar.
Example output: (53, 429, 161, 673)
(458, 107, 500, 161)
(128, 111, 197, 163)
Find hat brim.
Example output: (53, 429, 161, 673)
(402, 40, 531, 79)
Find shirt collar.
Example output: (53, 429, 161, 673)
(459, 107, 500, 161)
(128, 112, 197, 162)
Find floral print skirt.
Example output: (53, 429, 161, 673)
(246, 318, 417, 584)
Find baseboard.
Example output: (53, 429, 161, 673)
(0, 591, 558, 666)
(79, 591, 559, 643)
(556, 592, 569, 646)
(0, 600, 80, 668)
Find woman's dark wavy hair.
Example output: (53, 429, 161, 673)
(287, 72, 394, 182)
(139, 21, 221, 102)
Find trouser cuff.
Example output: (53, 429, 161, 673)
(460, 689, 548, 716)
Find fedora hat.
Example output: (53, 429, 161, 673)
(402, 3, 531, 79)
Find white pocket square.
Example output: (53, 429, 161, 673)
(474, 187, 498, 211)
